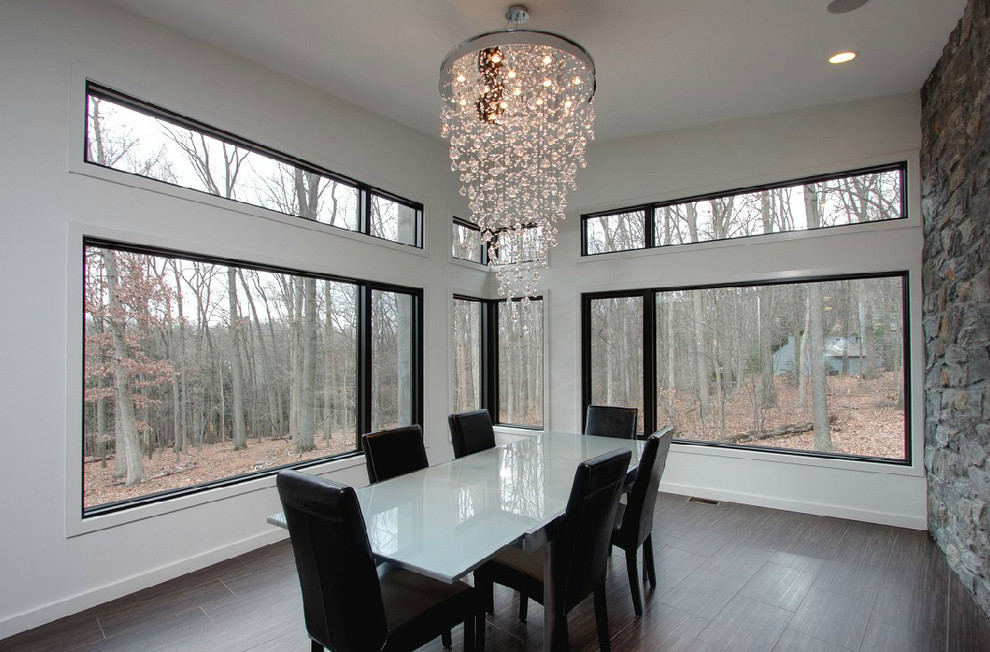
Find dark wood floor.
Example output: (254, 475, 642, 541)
(4, 494, 990, 651)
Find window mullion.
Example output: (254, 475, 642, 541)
(643, 290, 657, 437)
(357, 284, 373, 442)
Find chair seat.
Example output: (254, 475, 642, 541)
(478, 547, 546, 608)
(378, 563, 477, 649)
(490, 547, 544, 582)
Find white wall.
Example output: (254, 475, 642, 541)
(0, 0, 479, 638)
(0, 0, 926, 638)
(544, 93, 927, 530)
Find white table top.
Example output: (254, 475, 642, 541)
(348, 431, 643, 583)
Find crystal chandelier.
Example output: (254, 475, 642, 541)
(440, 4, 596, 300)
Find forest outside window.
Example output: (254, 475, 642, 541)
(581, 163, 906, 255)
(583, 274, 909, 463)
(452, 296, 544, 428)
(83, 238, 422, 515)
(85, 82, 422, 247)
(452, 217, 485, 264)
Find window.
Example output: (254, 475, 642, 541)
(581, 163, 906, 255)
(452, 217, 485, 263)
(83, 238, 422, 515)
(451, 298, 483, 413)
(451, 296, 544, 428)
(450, 218, 542, 265)
(586, 295, 645, 434)
(85, 82, 422, 247)
(370, 289, 419, 429)
(497, 299, 544, 427)
(584, 209, 647, 255)
(491, 224, 543, 265)
(582, 274, 909, 463)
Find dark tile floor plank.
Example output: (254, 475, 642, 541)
(0, 611, 104, 652)
(658, 568, 746, 620)
(740, 562, 817, 612)
(696, 595, 793, 652)
(871, 578, 948, 639)
(946, 573, 990, 652)
(788, 587, 872, 650)
(859, 617, 943, 652)
(773, 628, 853, 651)
(73, 607, 217, 651)
(701, 543, 775, 582)
(813, 559, 883, 603)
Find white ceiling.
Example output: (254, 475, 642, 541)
(100, 0, 966, 143)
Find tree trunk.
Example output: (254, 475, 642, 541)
(804, 186, 833, 451)
(692, 291, 711, 421)
(759, 287, 776, 408)
(102, 249, 146, 485)
(397, 294, 412, 427)
(298, 277, 317, 451)
(227, 268, 247, 450)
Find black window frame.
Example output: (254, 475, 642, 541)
(85, 81, 424, 248)
(452, 294, 544, 430)
(82, 236, 423, 518)
(581, 272, 912, 465)
(580, 162, 908, 257)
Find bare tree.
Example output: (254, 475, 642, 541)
(804, 186, 833, 451)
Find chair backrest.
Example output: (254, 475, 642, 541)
(620, 427, 674, 549)
(362, 424, 429, 484)
(447, 409, 496, 459)
(584, 405, 638, 439)
(276, 470, 387, 652)
(550, 447, 632, 612)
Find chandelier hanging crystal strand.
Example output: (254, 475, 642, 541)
(440, 4, 596, 300)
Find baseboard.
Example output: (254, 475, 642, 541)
(660, 481, 928, 530)
(0, 528, 288, 640)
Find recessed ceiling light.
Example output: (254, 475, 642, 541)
(828, 51, 858, 64)
(827, 0, 869, 14)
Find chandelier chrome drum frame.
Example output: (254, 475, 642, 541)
(440, 4, 596, 300)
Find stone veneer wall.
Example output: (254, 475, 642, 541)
(921, 0, 990, 619)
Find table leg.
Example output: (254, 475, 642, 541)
(543, 544, 567, 651)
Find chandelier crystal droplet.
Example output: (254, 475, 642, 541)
(439, 5, 596, 300)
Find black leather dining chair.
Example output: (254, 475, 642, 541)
(362, 424, 429, 484)
(474, 448, 632, 652)
(610, 427, 674, 616)
(447, 409, 496, 459)
(277, 470, 484, 652)
(584, 404, 638, 439)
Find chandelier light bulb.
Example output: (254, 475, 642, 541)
(439, 4, 596, 299)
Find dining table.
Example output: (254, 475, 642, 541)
(269, 430, 645, 651)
